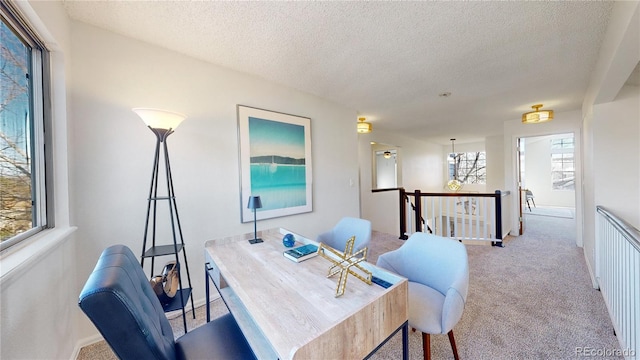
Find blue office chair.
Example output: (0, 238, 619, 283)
(376, 232, 469, 360)
(78, 245, 255, 360)
(316, 217, 372, 253)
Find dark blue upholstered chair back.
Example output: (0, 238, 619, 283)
(79, 245, 176, 359)
(79, 245, 255, 360)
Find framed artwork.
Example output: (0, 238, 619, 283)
(237, 105, 313, 222)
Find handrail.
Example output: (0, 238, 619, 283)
(371, 188, 511, 242)
(372, 187, 403, 193)
(596, 205, 640, 252)
(406, 190, 510, 245)
(408, 192, 510, 197)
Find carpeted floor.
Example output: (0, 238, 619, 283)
(77, 215, 621, 359)
(524, 205, 575, 219)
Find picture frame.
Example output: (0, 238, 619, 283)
(237, 105, 313, 222)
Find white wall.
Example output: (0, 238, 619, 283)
(2, 2, 364, 357)
(359, 130, 443, 236)
(485, 135, 505, 192)
(503, 109, 583, 241)
(581, 1, 640, 287)
(69, 21, 363, 341)
(523, 135, 575, 208)
(593, 85, 640, 227)
(0, 1, 77, 359)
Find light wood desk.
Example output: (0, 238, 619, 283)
(204, 228, 408, 360)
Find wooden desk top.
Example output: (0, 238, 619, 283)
(205, 228, 408, 360)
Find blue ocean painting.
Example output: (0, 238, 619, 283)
(248, 117, 307, 211)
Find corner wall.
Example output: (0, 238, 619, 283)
(581, 1, 640, 287)
(0, 1, 77, 359)
(68, 21, 362, 342)
(503, 109, 583, 243)
(593, 85, 640, 227)
(358, 130, 443, 236)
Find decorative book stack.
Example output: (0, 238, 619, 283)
(283, 244, 319, 263)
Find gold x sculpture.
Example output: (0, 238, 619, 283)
(318, 236, 372, 297)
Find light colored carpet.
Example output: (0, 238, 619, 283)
(77, 215, 621, 359)
(525, 205, 575, 219)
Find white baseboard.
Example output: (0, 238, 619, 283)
(583, 249, 599, 289)
(69, 333, 104, 360)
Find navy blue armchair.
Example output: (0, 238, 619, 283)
(78, 245, 255, 360)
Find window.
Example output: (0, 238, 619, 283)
(551, 136, 574, 190)
(448, 151, 486, 184)
(0, 2, 52, 250)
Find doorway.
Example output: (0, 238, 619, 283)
(517, 133, 576, 234)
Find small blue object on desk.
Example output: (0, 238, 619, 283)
(371, 276, 393, 289)
(283, 233, 295, 247)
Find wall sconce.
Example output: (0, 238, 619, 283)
(357, 117, 372, 134)
(522, 104, 554, 124)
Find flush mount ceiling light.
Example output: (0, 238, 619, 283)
(383, 151, 392, 159)
(357, 117, 372, 134)
(522, 104, 554, 124)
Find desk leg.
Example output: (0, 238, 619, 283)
(205, 263, 211, 323)
(402, 321, 409, 360)
(363, 320, 409, 360)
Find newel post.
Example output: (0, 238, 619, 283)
(414, 190, 422, 234)
(493, 190, 504, 247)
(399, 188, 408, 239)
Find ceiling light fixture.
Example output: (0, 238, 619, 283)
(522, 104, 554, 124)
(357, 117, 372, 134)
(383, 151, 392, 159)
(447, 138, 462, 192)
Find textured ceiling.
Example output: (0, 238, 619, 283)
(62, 1, 615, 144)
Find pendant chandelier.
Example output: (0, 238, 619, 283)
(522, 104, 554, 124)
(447, 138, 462, 192)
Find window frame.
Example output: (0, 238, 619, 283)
(550, 137, 575, 191)
(0, 0, 53, 251)
(448, 151, 487, 185)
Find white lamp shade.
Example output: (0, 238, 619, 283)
(133, 108, 187, 131)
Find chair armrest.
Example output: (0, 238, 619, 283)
(375, 248, 404, 276)
(441, 286, 465, 333)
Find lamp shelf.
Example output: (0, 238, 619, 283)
(142, 244, 184, 258)
(148, 196, 175, 201)
(162, 288, 192, 313)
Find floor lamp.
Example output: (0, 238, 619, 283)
(133, 108, 195, 332)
